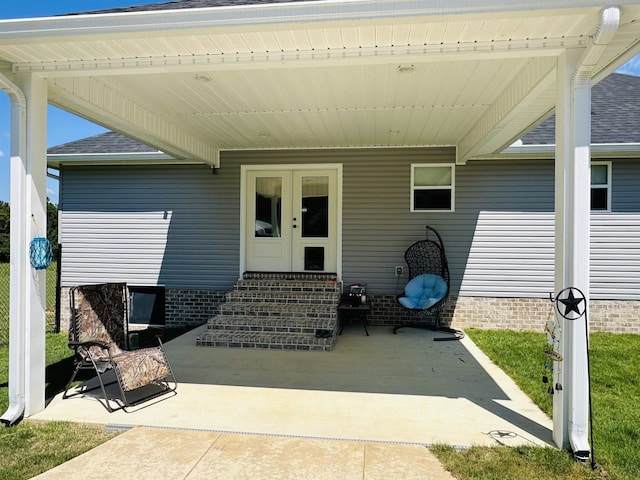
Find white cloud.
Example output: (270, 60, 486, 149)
(46, 186, 59, 205)
(0, 150, 5, 157)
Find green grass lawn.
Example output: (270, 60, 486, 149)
(430, 329, 640, 480)
(0, 264, 118, 479)
(0, 332, 118, 479)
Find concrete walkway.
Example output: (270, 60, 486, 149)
(33, 426, 455, 479)
(30, 325, 554, 478)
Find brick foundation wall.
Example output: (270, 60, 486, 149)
(165, 288, 227, 327)
(59, 288, 71, 332)
(368, 294, 640, 334)
(59, 287, 640, 334)
(58, 287, 228, 331)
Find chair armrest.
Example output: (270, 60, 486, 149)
(68, 340, 110, 350)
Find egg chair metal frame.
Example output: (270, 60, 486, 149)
(395, 226, 463, 341)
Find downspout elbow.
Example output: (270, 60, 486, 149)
(0, 403, 25, 427)
(573, 6, 620, 87)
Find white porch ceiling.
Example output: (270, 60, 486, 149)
(1, 0, 640, 165)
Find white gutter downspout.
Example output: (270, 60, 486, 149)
(574, 7, 620, 86)
(0, 71, 27, 426)
(555, 5, 619, 460)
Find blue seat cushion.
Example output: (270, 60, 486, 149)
(398, 274, 448, 310)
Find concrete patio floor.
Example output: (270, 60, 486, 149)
(33, 324, 553, 448)
(30, 324, 554, 479)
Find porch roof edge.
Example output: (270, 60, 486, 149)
(474, 142, 640, 161)
(47, 152, 197, 168)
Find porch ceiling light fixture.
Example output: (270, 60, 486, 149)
(397, 65, 415, 73)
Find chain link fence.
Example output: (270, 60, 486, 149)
(0, 261, 60, 348)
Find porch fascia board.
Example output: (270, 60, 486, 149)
(0, 0, 628, 42)
(46, 152, 190, 168)
(474, 143, 640, 160)
(50, 142, 640, 166)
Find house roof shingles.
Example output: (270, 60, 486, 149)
(522, 73, 640, 145)
(48, 131, 159, 155)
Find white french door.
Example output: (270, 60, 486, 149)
(244, 166, 339, 273)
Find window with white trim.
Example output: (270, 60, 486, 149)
(591, 161, 611, 211)
(411, 164, 455, 212)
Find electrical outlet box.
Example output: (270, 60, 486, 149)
(395, 266, 403, 276)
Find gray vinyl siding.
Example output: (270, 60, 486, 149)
(591, 214, 640, 299)
(59, 151, 640, 300)
(458, 158, 640, 300)
(60, 163, 241, 289)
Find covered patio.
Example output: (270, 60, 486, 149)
(33, 324, 552, 448)
(3, 0, 640, 460)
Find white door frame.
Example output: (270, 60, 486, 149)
(240, 163, 343, 280)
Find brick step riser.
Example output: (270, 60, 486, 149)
(234, 283, 341, 294)
(242, 273, 337, 282)
(207, 314, 336, 329)
(217, 308, 337, 321)
(196, 331, 336, 352)
(225, 292, 339, 303)
(206, 325, 329, 335)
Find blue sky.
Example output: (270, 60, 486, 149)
(0, 1, 143, 205)
(1, 1, 640, 205)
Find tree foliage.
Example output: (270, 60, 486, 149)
(0, 200, 59, 263)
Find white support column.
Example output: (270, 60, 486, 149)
(11, 74, 48, 418)
(553, 49, 592, 456)
(0, 73, 27, 426)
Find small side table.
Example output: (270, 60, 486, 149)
(337, 294, 371, 336)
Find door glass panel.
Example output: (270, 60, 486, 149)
(255, 177, 282, 237)
(301, 176, 329, 238)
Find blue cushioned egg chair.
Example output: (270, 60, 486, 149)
(395, 226, 463, 340)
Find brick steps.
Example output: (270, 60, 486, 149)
(234, 279, 340, 294)
(196, 273, 341, 351)
(225, 291, 338, 305)
(196, 331, 335, 351)
(207, 315, 336, 333)
(218, 302, 336, 320)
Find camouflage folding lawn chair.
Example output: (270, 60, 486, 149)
(63, 283, 177, 411)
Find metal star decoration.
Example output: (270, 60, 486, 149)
(557, 287, 586, 319)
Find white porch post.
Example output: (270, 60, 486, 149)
(553, 49, 592, 456)
(3, 73, 48, 421)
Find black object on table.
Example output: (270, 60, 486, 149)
(337, 294, 371, 336)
